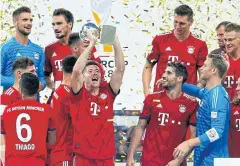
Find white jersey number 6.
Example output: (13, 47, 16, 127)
(16, 113, 32, 142)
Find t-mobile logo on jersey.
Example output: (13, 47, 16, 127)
(236, 119, 240, 131)
(158, 113, 169, 126)
(224, 75, 235, 88)
(168, 56, 179, 62)
(90, 102, 100, 116)
(54, 60, 63, 71)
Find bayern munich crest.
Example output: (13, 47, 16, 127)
(34, 53, 39, 60)
(99, 93, 107, 99)
(187, 46, 195, 54)
(179, 104, 186, 113)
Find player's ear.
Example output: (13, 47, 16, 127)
(17, 70, 22, 79)
(68, 22, 73, 30)
(177, 76, 183, 83)
(189, 19, 194, 26)
(212, 68, 217, 74)
(74, 46, 78, 52)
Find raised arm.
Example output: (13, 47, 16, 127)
(109, 36, 125, 94)
(182, 83, 204, 99)
(71, 31, 97, 93)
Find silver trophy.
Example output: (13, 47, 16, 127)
(79, 22, 99, 42)
(79, 22, 116, 45)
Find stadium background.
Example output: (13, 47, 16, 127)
(1, 0, 240, 165)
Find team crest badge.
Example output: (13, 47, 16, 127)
(99, 93, 107, 99)
(187, 46, 195, 54)
(179, 104, 186, 113)
(34, 53, 39, 59)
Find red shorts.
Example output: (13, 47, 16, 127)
(52, 160, 73, 166)
(6, 157, 45, 166)
(74, 155, 114, 166)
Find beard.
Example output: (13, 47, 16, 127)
(55, 34, 65, 39)
(18, 28, 31, 36)
(162, 83, 175, 91)
(55, 28, 69, 39)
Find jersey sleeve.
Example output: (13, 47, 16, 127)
(0, 108, 7, 134)
(0, 93, 10, 106)
(199, 87, 230, 146)
(0, 44, 15, 88)
(139, 95, 152, 119)
(146, 35, 160, 65)
(38, 49, 46, 88)
(197, 41, 208, 68)
(182, 83, 204, 99)
(44, 46, 52, 75)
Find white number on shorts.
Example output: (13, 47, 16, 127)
(16, 113, 32, 142)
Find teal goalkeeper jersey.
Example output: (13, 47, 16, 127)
(182, 84, 230, 166)
(0, 37, 46, 90)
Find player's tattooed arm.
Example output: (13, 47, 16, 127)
(135, 119, 148, 131)
(127, 119, 147, 165)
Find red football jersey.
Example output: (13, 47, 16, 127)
(147, 31, 208, 91)
(50, 84, 73, 165)
(228, 104, 240, 157)
(140, 91, 198, 166)
(44, 41, 101, 89)
(0, 99, 55, 165)
(70, 83, 117, 159)
(222, 58, 240, 100)
(44, 41, 72, 88)
(0, 86, 21, 106)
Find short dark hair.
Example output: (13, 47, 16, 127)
(167, 62, 188, 83)
(19, 73, 39, 97)
(174, 5, 193, 20)
(12, 6, 31, 18)
(53, 8, 74, 29)
(225, 23, 240, 33)
(68, 32, 80, 46)
(208, 54, 228, 78)
(12, 57, 34, 73)
(62, 56, 77, 73)
(83, 60, 100, 73)
(215, 21, 231, 31)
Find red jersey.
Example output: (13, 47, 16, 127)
(70, 83, 117, 159)
(140, 91, 198, 166)
(0, 99, 55, 165)
(44, 41, 72, 88)
(1, 86, 21, 106)
(222, 58, 240, 100)
(50, 84, 73, 165)
(147, 31, 208, 91)
(45, 41, 101, 89)
(228, 104, 240, 157)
